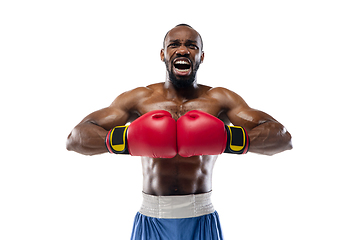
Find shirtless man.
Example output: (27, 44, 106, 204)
(66, 24, 292, 240)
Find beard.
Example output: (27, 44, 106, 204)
(165, 59, 200, 89)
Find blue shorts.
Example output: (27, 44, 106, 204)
(130, 192, 224, 240)
(130, 211, 223, 240)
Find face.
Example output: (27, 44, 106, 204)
(161, 26, 204, 88)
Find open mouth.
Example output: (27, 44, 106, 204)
(173, 59, 191, 76)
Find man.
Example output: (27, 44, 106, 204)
(66, 24, 292, 240)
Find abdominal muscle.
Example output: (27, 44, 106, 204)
(141, 154, 218, 196)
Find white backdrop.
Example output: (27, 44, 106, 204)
(1, 1, 359, 239)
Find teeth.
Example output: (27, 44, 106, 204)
(175, 60, 190, 65)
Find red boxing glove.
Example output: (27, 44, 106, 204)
(105, 110, 177, 158)
(177, 110, 250, 157)
(177, 110, 228, 157)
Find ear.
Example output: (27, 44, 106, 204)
(200, 51, 204, 63)
(160, 49, 165, 62)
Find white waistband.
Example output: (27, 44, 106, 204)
(139, 192, 215, 219)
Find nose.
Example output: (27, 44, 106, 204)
(176, 45, 190, 56)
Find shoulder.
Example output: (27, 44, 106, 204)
(145, 82, 167, 95)
(206, 87, 248, 108)
(110, 86, 155, 109)
(207, 86, 239, 97)
(115, 86, 153, 100)
(207, 86, 233, 97)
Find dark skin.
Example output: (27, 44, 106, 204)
(66, 25, 292, 196)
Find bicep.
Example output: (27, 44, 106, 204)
(218, 88, 278, 131)
(78, 87, 152, 130)
(79, 106, 131, 131)
(227, 106, 277, 131)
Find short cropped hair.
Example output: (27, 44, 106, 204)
(163, 24, 203, 50)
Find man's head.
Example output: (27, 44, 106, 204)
(161, 24, 204, 89)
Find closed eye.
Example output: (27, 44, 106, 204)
(168, 42, 180, 48)
(188, 44, 199, 50)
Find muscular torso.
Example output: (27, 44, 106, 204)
(141, 155, 217, 196)
(67, 81, 292, 195)
(130, 83, 229, 196)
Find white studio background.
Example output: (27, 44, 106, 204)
(1, 1, 359, 239)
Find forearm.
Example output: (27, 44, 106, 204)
(66, 122, 108, 156)
(248, 121, 292, 156)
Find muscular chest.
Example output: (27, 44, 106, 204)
(138, 96, 222, 120)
